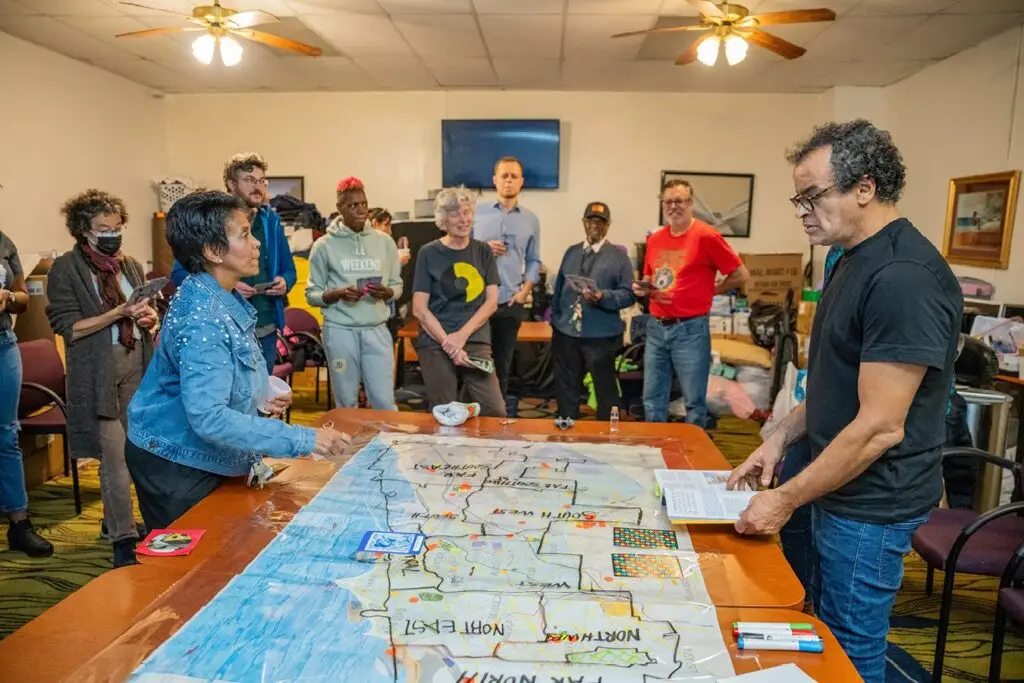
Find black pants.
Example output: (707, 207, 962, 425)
(124, 438, 226, 531)
(552, 329, 621, 421)
(489, 303, 526, 397)
(943, 391, 977, 509)
(417, 342, 507, 418)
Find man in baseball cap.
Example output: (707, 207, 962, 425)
(549, 202, 635, 422)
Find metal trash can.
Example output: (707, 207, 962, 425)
(957, 387, 1014, 512)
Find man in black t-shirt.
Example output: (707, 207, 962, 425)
(727, 120, 962, 683)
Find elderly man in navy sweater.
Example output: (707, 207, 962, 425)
(550, 202, 636, 421)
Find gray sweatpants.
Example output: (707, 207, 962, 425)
(323, 323, 397, 410)
(97, 343, 144, 543)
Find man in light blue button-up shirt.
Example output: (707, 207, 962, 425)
(471, 156, 542, 400)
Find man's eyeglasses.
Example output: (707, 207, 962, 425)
(662, 198, 692, 207)
(790, 185, 833, 213)
(240, 176, 269, 186)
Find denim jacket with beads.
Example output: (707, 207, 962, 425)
(127, 272, 316, 476)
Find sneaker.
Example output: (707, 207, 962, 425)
(112, 538, 140, 568)
(7, 518, 54, 558)
(100, 520, 148, 542)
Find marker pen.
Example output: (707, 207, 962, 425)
(735, 632, 822, 643)
(732, 626, 817, 638)
(733, 622, 815, 632)
(737, 637, 824, 653)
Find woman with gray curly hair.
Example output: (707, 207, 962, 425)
(45, 190, 158, 567)
(410, 187, 505, 417)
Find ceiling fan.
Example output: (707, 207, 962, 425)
(612, 0, 835, 67)
(114, 1, 322, 67)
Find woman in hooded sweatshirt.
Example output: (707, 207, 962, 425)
(306, 177, 403, 410)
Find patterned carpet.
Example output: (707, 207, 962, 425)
(0, 369, 1021, 682)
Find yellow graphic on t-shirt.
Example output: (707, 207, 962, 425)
(453, 261, 484, 302)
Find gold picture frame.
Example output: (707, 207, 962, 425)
(942, 170, 1020, 269)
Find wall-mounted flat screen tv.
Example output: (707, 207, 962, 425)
(442, 119, 560, 190)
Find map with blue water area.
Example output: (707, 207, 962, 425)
(130, 434, 735, 683)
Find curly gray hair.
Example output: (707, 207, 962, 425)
(433, 186, 476, 228)
(786, 119, 906, 204)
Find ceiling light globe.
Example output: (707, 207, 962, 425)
(191, 33, 216, 65)
(219, 35, 244, 67)
(725, 34, 748, 65)
(696, 35, 720, 67)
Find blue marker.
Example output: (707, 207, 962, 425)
(738, 636, 823, 653)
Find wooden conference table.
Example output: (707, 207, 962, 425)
(0, 411, 858, 682)
(394, 319, 553, 388)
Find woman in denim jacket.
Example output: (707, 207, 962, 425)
(126, 192, 348, 534)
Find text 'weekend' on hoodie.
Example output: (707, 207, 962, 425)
(305, 217, 403, 329)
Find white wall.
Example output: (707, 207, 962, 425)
(164, 90, 823, 272)
(889, 26, 1024, 302)
(0, 32, 165, 269)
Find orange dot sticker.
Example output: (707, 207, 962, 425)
(409, 597, 419, 603)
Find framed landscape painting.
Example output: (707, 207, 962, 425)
(267, 176, 305, 202)
(659, 171, 754, 238)
(942, 170, 1020, 269)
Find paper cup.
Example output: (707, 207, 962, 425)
(262, 375, 292, 410)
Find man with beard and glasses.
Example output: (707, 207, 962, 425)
(471, 156, 541, 407)
(550, 202, 634, 421)
(172, 153, 296, 372)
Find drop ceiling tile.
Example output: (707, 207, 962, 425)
(281, 55, 376, 89)
(638, 28, 702, 61)
(354, 54, 438, 87)
(393, 13, 485, 58)
(745, 58, 839, 91)
(286, 0, 384, 12)
(27, 0, 120, 16)
(0, 15, 136, 59)
(302, 11, 413, 55)
(568, 0, 663, 14)
(799, 16, 921, 61)
(492, 58, 561, 87)
(848, 0, 958, 14)
(378, 0, 471, 13)
(422, 57, 496, 86)
(251, 15, 344, 56)
(90, 56, 198, 91)
(473, 0, 565, 14)
(872, 12, 1024, 61)
(57, 15, 191, 60)
(657, 0, 703, 16)
(0, 0, 40, 15)
(103, 0, 195, 15)
(564, 14, 654, 60)
(824, 59, 935, 86)
(561, 59, 634, 88)
(752, 0, 859, 15)
(155, 45, 293, 91)
(944, 0, 1024, 11)
(479, 15, 563, 59)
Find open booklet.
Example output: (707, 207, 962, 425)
(654, 469, 757, 524)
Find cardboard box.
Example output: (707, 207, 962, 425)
(741, 253, 804, 305)
(733, 311, 751, 338)
(796, 300, 817, 335)
(710, 315, 733, 335)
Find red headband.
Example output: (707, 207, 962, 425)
(336, 176, 365, 192)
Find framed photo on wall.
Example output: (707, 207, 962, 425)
(659, 170, 754, 238)
(942, 170, 1020, 269)
(267, 176, 305, 202)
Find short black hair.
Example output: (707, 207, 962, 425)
(368, 207, 392, 224)
(786, 119, 906, 204)
(222, 153, 268, 190)
(60, 190, 128, 242)
(166, 191, 247, 274)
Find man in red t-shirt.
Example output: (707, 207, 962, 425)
(633, 179, 749, 426)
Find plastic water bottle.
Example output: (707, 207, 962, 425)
(609, 407, 619, 433)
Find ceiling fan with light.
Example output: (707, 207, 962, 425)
(114, 1, 322, 67)
(613, 0, 835, 67)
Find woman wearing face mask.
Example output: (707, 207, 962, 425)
(46, 190, 157, 567)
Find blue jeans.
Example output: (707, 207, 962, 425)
(0, 330, 28, 515)
(258, 331, 278, 374)
(642, 316, 711, 426)
(778, 439, 815, 599)
(812, 505, 929, 683)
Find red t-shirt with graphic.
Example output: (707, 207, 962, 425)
(643, 220, 743, 319)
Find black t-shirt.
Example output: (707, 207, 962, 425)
(807, 218, 963, 524)
(412, 238, 499, 347)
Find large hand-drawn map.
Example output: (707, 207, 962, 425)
(131, 434, 735, 682)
